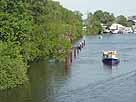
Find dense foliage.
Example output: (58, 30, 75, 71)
(85, 10, 133, 35)
(116, 15, 133, 27)
(85, 10, 115, 34)
(0, 0, 83, 90)
(0, 42, 28, 90)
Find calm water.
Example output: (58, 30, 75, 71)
(1, 33, 136, 102)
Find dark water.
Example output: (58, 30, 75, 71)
(1, 33, 136, 102)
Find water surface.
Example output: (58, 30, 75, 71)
(1, 33, 136, 102)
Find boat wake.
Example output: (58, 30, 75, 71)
(54, 69, 136, 99)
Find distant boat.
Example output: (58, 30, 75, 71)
(111, 30, 119, 34)
(98, 35, 103, 39)
(102, 50, 120, 65)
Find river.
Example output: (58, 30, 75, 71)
(1, 33, 136, 102)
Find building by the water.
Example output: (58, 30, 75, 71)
(128, 16, 136, 33)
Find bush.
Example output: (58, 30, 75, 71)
(0, 42, 28, 90)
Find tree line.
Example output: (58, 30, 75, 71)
(85, 10, 133, 34)
(0, 0, 83, 90)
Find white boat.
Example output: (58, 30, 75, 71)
(102, 50, 119, 65)
(111, 30, 119, 34)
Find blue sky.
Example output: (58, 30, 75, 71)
(54, 0, 136, 18)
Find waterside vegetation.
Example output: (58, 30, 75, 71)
(0, 0, 83, 90)
(85, 10, 134, 34)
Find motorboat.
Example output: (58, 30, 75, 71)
(102, 50, 119, 65)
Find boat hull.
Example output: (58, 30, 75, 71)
(102, 58, 119, 65)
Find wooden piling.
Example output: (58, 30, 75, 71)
(80, 43, 82, 51)
(74, 47, 76, 58)
(77, 46, 79, 54)
(70, 50, 72, 64)
(84, 40, 85, 46)
(81, 41, 84, 48)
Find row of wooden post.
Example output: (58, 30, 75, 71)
(65, 40, 86, 68)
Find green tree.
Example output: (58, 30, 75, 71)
(0, 42, 28, 90)
(102, 12, 115, 26)
(116, 15, 127, 26)
(86, 10, 115, 34)
(86, 11, 103, 34)
(94, 10, 104, 22)
(0, 0, 83, 90)
(0, 0, 32, 90)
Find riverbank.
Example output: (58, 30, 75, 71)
(0, 0, 83, 90)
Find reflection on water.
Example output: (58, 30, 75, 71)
(103, 64, 112, 74)
(0, 82, 32, 102)
(103, 64, 119, 76)
(1, 33, 136, 102)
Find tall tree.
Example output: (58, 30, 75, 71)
(0, 0, 83, 90)
(116, 15, 127, 26)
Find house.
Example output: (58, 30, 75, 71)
(128, 20, 136, 26)
(128, 16, 136, 32)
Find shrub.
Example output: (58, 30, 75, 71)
(0, 42, 28, 90)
